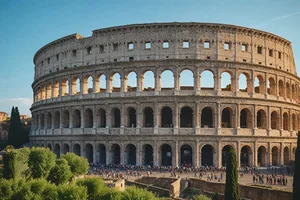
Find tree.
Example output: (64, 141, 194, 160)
(57, 184, 88, 200)
(61, 153, 89, 176)
(76, 178, 106, 200)
(48, 158, 73, 185)
(224, 148, 240, 200)
(121, 186, 159, 200)
(7, 107, 27, 148)
(293, 132, 300, 200)
(28, 147, 56, 179)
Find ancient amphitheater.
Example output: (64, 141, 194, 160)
(30, 22, 299, 168)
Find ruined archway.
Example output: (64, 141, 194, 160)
(97, 108, 106, 128)
(97, 144, 106, 164)
(54, 144, 60, 157)
(283, 112, 289, 131)
(257, 109, 267, 129)
(284, 147, 290, 165)
(126, 144, 136, 165)
(201, 107, 214, 128)
(54, 111, 60, 129)
(240, 146, 252, 166)
(72, 109, 81, 128)
(73, 144, 81, 156)
(267, 77, 276, 95)
(127, 107, 136, 127)
(111, 144, 121, 165)
(180, 69, 194, 90)
(142, 144, 153, 166)
(180, 145, 193, 166)
(222, 108, 233, 128)
(143, 107, 154, 127)
(271, 111, 279, 130)
(279, 80, 284, 97)
(161, 144, 172, 166)
(240, 108, 252, 128)
(46, 112, 52, 129)
(201, 145, 214, 166)
(200, 70, 214, 90)
(180, 106, 193, 127)
(161, 106, 173, 127)
(254, 75, 264, 94)
(63, 110, 70, 128)
(112, 108, 121, 128)
(84, 109, 93, 128)
(272, 146, 279, 166)
(221, 72, 232, 91)
(222, 145, 234, 166)
(257, 146, 267, 167)
(62, 144, 69, 154)
(85, 143, 93, 163)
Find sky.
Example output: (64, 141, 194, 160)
(0, 0, 299, 116)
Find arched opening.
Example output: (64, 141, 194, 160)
(283, 112, 289, 131)
(181, 145, 193, 166)
(200, 70, 214, 90)
(292, 84, 295, 100)
(46, 83, 52, 99)
(239, 73, 249, 92)
(222, 145, 234, 166)
(40, 114, 45, 129)
(72, 109, 81, 128)
(267, 77, 276, 95)
(47, 144, 52, 151)
(161, 144, 172, 166)
(61, 79, 69, 96)
(96, 74, 106, 93)
(240, 108, 252, 128)
(54, 111, 60, 129)
(298, 114, 300, 131)
(111, 144, 121, 165)
(284, 147, 289, 165)
(85, 144, 93, 163)
(161, 70, 174, 90)
(126, 71, 137, 92)
(62, 144, 69, 154)
(83, 75, 93, 94)
(143, 144, 153, 166)
(180, 69, 194, 90)
(112, 108, 121, 128)
(279, 80, 284, 97)
(201, 107, 214, 128)
(73, 144, 81, 156)
(53, 81, 59, 98)
(54, 144, 60, 157)
(222, 108, 233, 128)
(142, 70, 155, 91)
(63, 110, 70, 128)
(201, 145, 214, 166)
(143, 107, 154, 127)
(161, 107, 173, 127)
(254, 75, 264, 94)
(84, 109, 93, 128)
(36, 114, 39, 129)
(257, 109, 267, 129)
(221, 72, 232, 91)
(46, 112, 52, 129)
(180, 106, 193, 127)
(126, 144, 136, 165)
(271, 111, 279, 130)
(286, 82, 290, 98)
(97, 108, 106, 128)
(240, 146, 251, 166)
(292, 114, 296, 131)
(97, 144, 106, 164)
(112, 73, 121, 92)
(272, 146, 279, 166)
(72, 77, 80, 95)
(257, 146, 267, 167)
(127, 107, 136, 127)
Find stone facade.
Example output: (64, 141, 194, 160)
(30, 22, 299, 168)
(0, 112, 8, 122)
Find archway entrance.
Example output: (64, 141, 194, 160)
(222, 145, 233, 166)
(161, 144, 172, 166)
(144, 107, 154, 127)
(85, 144, 93, 163)
(54, 144, 60, 157)
(73, 144, 81, 156)
(257, 146, 267, 167)
(240, 146, 251, 166)
(201, 145, 214, 166)
(126, 144, 136, 165)
(111, 144, 121, 165)
(97, 144, 106, 165)
(62, 144, 69, 154)
(222, 108, 232, 128)
(201, 107, 213, 128)
(161, 107, 173, 127)
(180, 145, 193, 166)
(143, 144, 153, 166)
(284, 147, 289, 165)
(272, 146, 279, 166)
(127, 108, 136, 127)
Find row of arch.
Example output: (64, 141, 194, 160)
(43, 142, 295, 167)
(33, 69, 300, 103)
(32, 106, 300, 131)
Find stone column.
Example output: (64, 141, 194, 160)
(237, 142, 241, 167)
(60, 108, 63, 129)
(216, 103, 221, 135)
(80, 106, 84, 128)
(173, 102, 179, 135)
(195, 142, 199, 167)
(93, 142, 96, 164)
(155, 68, 160, 95)
(120, 105, 125, 134)
(195, 103, 200, 134)
(216, 142, 222, 168)
(174, 68, 180, 95)
(154, 142, 159, 166)
(280, 143, 284, 165)
(106, 146, 110, 165)
(136, 103, 141, 134)
(174, 141, 179, 167)
(236, 104, 240, 129)
(254, 142, 257, 166)
(194, 68, 200, 94)
(136, 71, 141, 95)
(154, 104, 159, 134)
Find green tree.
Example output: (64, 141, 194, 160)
(61, 153, 89, 176)
(224, 148, 240, 200)
(48, 158, 73, 185)
(7, 107, 24, 148)
(96, 188, 122, 200)
(121, 186, 158, 200)
(0, 179, 13, 200)
(192, 194, 212, 200)
(293, 132, 300, 200)
(76, 178, 106, 200)
(28, 147, 56, 179)
(57, 184, 88, 200)
(3, 148, 30, 179)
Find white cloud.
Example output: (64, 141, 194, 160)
(0, 98, 32, 116)
(256, 12, 300, 28)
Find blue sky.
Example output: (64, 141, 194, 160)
(0, 0, 299, 116)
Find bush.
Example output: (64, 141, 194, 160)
(57, 184, 88, 200)
(0, 179, 13, 200)
(96, 187, 122, 200)
(61, 153, 89, 176)
(76, 178, 106, 200)
(48, 158, 72, 185)
(193, 194, 212, 200)
(121, 186, 159, 200)
(28, 147, 56, 179)
(3, 148, 30, 179)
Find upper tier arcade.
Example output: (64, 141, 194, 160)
(33, 22, 296, 81)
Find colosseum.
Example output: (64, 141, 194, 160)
(30, 22, 299, 168)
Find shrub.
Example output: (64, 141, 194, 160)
(61, 153, 89, 176)
(48, 158, 72, 185)
(76, 177, 106, 200)
(28, 147, 56, 179)
(192, 194, 212, 200)
(121, 186, 159, 200)
(57, 184, 88, 200)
